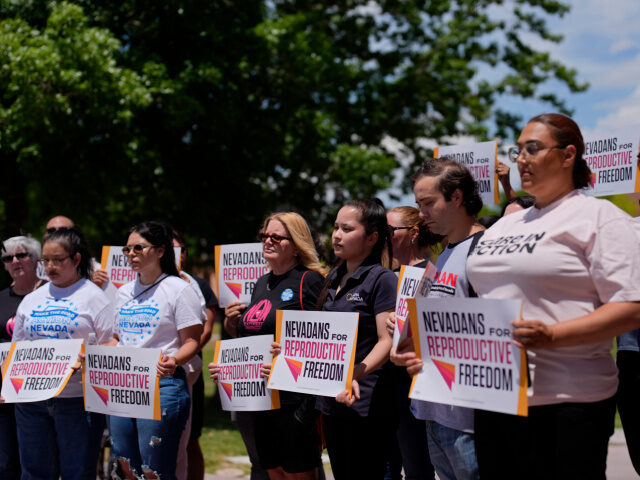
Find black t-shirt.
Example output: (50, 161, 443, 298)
(0, 287, 26, 342)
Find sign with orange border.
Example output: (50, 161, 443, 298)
(408, 297, 528, 416)
(213, 335, 279, 411)
(434, 140, 499, 205)
(393, 263, 437, 347)
(214, 243, 269, 307)
(100, 246, 182, 289)
(1, 339, 83, 403)
(83, 345, 162, 420)
(267, 310, 358, 398)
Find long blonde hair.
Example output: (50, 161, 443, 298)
(262, 212, 327, 276)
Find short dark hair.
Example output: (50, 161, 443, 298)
(129, 221, 179, 277)
(412, 158, 483, 216)
(43, 227, 93, 279)
(528, 113, 591, 189)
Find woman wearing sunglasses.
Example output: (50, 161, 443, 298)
(0, 236, 44, 479)
(11, 227, 113, 480)
(467, 113, 640, 479)
(210, 212, 326, 480)
(108, 221, 203, 480)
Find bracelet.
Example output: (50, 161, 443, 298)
(171, 356, 179, 367)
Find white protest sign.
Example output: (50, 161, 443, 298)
(267, 310, 358, 398)
(213, 335, 279, 412)
(393, 265, 428, 347)
(435, 140, 499, 205)
(101, 246, 181, 288)
(215, 243, 269, 307)
(409, 297, 527, 416)
(583, 130, 640, 197)
(1, 339, 83, 403)
(0, 343, 11, 369)
(83, 345, 161, 420)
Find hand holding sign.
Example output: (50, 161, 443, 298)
(511, 319, 554, 348)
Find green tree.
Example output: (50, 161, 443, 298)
(0, 0, 585, 261)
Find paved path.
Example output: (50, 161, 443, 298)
(204, 429, 637, 480)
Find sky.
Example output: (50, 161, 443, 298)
(384, 0, 640, 208)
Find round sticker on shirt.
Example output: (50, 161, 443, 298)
(281, 288, 294, 302)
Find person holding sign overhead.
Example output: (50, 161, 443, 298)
(466, 113, 640, 479)
(314, 199, 397, 479)
(109, 221, 203, 480)
(210, 212, 326, 480)
(11, 227, 113, 480)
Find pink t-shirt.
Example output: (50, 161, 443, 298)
(467, 190, 640, 406)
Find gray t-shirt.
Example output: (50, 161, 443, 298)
(411, 231, 483, 433)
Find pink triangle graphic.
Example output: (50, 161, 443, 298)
(10, 378, 24, 394)
(432, 359, 456, 390)
(225, 282, 243, 298)
(397, 318, 406, 335)
(221, 382, 233, 399)
(284, 357, 303, 382)
(92, 386, 109, 406)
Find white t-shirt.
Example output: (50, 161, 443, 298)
(467, 190, 640, 406)
(180, 271, 206, 322)
(14, 278, 114, 397)
(114, 274, 202, 356)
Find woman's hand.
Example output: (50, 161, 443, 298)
(336, 379, 360, 407)
(270, 341, 282, 357)
(406, 357, 424, 376)
(385, 312, 396, 338)
(391, 337, 416, 367)
(512, 320, 555, 349)
(91, 269, 108, 287)
(208, 362, 220, 383)
(260, 363, 272, 378)
(157, 355, 178, 378)
(70, 352, 85, 373)
(223, 302, 247, 337)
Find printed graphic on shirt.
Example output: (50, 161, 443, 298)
(117, 299, 160, 344)
(24, 299, 80, 339)
(281, 288, 294, 302)
(472, 233, 546, 256)
(431, 270, 459, 296)
(242, 299, 272, 332)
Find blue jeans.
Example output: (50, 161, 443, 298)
(426, 421, 479, 480)
(15, 397, 104, 480)
(109, 371, 190, 480)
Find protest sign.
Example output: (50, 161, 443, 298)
(434, 140, 499, 205)
(214, 243, 269, 306)
(393, 263, 437, 347)
(408, 297, 527, 416)
(267, 310, 358, 398)
(1, 339, 82, 403)
(582, 130, 640, 197)
(83, 345, 161, 420)
(101, 246, 181, 288)
(213, 335, 279, 411)
(0, 343, 11, 369)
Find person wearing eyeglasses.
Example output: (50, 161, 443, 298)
(10, 227, 113, 480)
(466, 113, 640, 479)
(0, 236, 45, 480)
(210, 212, 326, 480)
(108, 221, 203, 480)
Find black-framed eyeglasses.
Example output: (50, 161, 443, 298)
(1, 252, 30, 263)
(258, 233, 293, 244)
(122, 244, 156, 255)
(39, 256, 71, 266)
(507, 143, 565, 163)
(388, 225, 413, 236)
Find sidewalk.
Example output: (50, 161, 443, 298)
(204, 429, 637, 480)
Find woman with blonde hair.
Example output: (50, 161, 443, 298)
(211, 212, 326, 480)
(387, 206, 441, 270)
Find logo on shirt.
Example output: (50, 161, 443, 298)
(345, 292, 363, 302)
(280, 288, 294, 302)
(472, 232, 546, 256)
(117, 300, 160, 343)
(243, 299, 272, 331)
(27, 303, 79, 339)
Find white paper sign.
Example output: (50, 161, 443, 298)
(435, 140, 499, 205)
(213, 335, 279, 411)
(409, 297, 528, 416)
(101, 246, 182, 288)
(215, 243, 269, 307)
(83, 345, 161, 420)
(583, 130, 640, 197)
(1, 339, 83, 403)
(267, 310, 358, 398)
(0, 343, 11, 369)
(394, 265, 425, 347)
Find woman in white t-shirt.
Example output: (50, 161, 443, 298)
(108, 221, 203, 480)
(12, 227, 113, 480)
(466, 113, 640, 480)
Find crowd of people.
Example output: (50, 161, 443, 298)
(1, 113, 639, 480)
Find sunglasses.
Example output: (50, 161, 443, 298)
(1, 252, 30, 263)
(39, 256, 71, 266)
(388, 225, 413, 236)
(258, 233, 293, 244)
(122, 244, 156, 255)
(508, 143, 565, 163)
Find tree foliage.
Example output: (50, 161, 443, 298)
(0, 0, 585, 263)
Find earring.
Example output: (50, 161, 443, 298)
(411, 239, 415, 245)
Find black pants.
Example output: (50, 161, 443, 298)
(617, 350, 640, 474)
(474, 396, 615, 480)
(323, 413, 394, 480)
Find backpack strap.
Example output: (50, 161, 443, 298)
(466, 231, 485, 298)
(299, 270, 310, 310)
